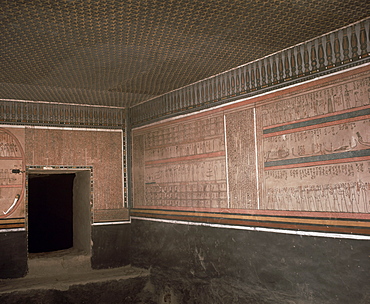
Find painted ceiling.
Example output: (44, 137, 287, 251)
(1, 0, 369, 108)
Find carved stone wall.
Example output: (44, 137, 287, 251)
(0, 127, 25, 224)
(132, 65, 370, 236)
(0, 101, 127, 230)
(26, 127, 127, 223)
(133, 114, 227, 209)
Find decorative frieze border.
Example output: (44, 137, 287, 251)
(0, 100, 125, 129)
(130, 208, 370, 237)
(130, 18, 370, 127)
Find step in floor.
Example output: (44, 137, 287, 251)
(0, 249, 149, 294)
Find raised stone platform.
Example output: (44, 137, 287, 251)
(0, 249, 152, 304)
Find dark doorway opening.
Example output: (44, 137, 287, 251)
(28, 174, 76, 253)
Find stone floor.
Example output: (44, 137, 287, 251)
(0, 249, 152, 303)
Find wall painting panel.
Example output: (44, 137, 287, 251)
(132, 66, 370, 236)
(25, 127, 128, 223)
(0, 127, 26, 229)
(133, 114, 227, 210)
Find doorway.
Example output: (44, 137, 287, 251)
(27, 170, 91, 255)
(28, 173, 75, 253)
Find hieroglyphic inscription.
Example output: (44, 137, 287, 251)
(225, 109, 258, 209)
(264, 119, 370, 162)
(133, 69, 370, 216)
(0, 135, 20, 158)
(260, 75, 370, 127)
(133, 134, 145, 205)
(0, 128, 25, 219)
(145, 116, 224, 160)
(145, 159, 227, 208)
(133, 114, 228, 209)
(145, 137, 225, 161)
(145, 159, 226, 184)
(260, 71, 370, 213)
(0, 166, 22, 186)
(263, 161, 369, 212)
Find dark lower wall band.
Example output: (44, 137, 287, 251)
(131, 218, 370, 304)
(0, 230, 27, 279)
(91, 224, 131, 270)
